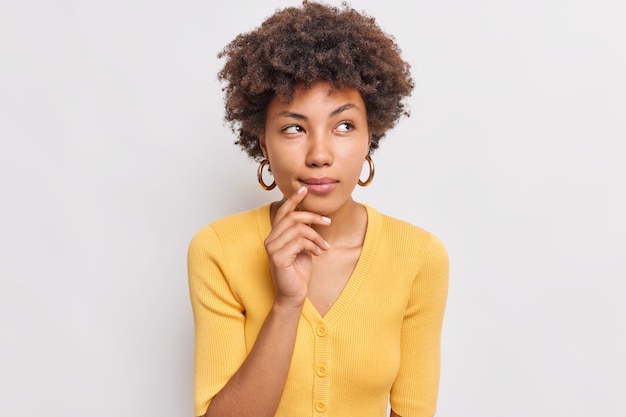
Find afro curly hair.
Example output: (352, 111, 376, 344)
(218, 0, 414, 161)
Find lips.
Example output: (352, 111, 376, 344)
(300, 177, 338, 193)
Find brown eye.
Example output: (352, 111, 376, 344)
(283, 125, 304, 134)
(335, 122, 354, 132)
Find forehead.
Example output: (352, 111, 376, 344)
(267, 82, 366, 115)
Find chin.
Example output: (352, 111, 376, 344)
(297, 195, 351, 216)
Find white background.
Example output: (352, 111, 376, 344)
(1, 0, 625, 416)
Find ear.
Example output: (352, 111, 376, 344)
(259, 134, 268, 159)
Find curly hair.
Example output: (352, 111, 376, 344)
(218, 0, 414, 161)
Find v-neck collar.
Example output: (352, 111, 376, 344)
(256, 202, 381, 327)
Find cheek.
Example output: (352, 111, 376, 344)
(265, 152, 297, 185)
(338, 155, 369, 180)
(342, 142, 370, 168)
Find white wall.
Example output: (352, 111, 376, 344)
(1, 0, 624, 416)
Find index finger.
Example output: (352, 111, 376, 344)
(274, 185, 308, 223)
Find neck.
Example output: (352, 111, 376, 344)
(311, 200, 367, 248)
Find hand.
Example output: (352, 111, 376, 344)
(264, 186, 331, 309)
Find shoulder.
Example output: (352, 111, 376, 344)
(372, 207, 446, 254)
(188, 204, 270, 255)
(365, 206, 448, 277)
(369, 208, 448, 300)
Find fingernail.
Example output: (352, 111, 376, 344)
(321, 216, 331, 223)
(297, 186, 306, 194)
(323, 240, 330, 249)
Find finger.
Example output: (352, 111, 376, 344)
(266, 223, 330, 255)
(274, 186, 308, 223)
(269, 210, 331, 237)
(270, 235, 328, 263)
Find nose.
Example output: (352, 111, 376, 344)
(305, 133, 334, 167)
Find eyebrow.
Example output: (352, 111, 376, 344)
(273, 103, 362, 121)
(330, 103, 360, 118)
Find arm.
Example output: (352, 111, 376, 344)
(390, 234, 449, 417)
(189, 186, 330, 417)
(201, 302, 302, 417)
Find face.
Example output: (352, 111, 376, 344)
(260, 82, 370, 216)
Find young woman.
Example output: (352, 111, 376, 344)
(188, 2, 449, 416)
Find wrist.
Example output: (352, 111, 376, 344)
(271, 298, 305, 316)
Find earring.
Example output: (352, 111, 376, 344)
(257, 159, 276, 190)
(358, 155, 375, 187)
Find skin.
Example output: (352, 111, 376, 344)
(204, 82, 402, 417)
(261, 82, 372, 316)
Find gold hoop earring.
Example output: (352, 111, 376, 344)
(358, 155, 375, 187)
(257, 159, 276, 190)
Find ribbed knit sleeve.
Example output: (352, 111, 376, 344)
(188, 224, 247, 417)
(390, 234, 449, 417)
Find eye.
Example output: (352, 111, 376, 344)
(335, 122, 355, 133)
(282, 125, 304, 134)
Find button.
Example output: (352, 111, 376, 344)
(316, 324, 328, 337)
(316, 364, 328, 377)
(314, 400, 328, 413)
